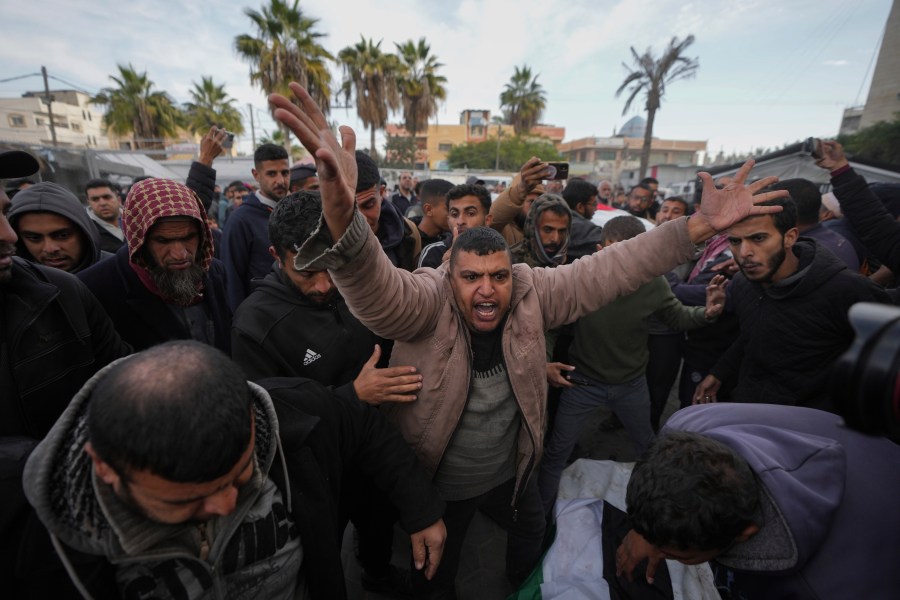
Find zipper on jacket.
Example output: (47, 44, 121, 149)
(197, 523, 210, 561)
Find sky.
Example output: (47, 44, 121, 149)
(0, 0, 893, 160)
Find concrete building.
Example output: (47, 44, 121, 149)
(840, 0, 900, 134)
(0, 90, 109, 149)
(557, 120, 707, 186)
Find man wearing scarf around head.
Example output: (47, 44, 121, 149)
(78, 178, 232, 353)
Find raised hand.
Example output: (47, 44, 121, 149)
(269, 82, 358, 240)
(689, 159, 789, 243)
(704, 274, 728, 320)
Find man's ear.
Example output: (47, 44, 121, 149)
(268, 246, 281, 263)
(784, 227, 800, 248)
(83, 442, 120, 487)
(484, 213, 493, 227)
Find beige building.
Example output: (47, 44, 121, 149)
(0, 90, 109, 148)
(557, 134, 707, 183)
(386, 109, 565, 170)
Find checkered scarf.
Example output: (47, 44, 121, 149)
(122, 178, 213, 272)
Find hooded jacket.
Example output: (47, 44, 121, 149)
(666, 403, 900, 600)
(509, 194, 570, 267)
(77, 179, 231, 353)
(221, 193, 274, 311)
(295, 208, 698, 504)
(22, 366, 444, 600)
(711, 238, 889, 411)
(8, 182, 105, 273)
(231, 266, 379, 393)
(376, 199, 421, 271)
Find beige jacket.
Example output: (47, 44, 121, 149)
(297, 210, 697, 502)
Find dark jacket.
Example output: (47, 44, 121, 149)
(566, 211, 604, 262)
(221, 193, 274, 310)
(831, 166, 900, 273)
(21, 369, 443, 600)
(185, 160, 217, 213)
(377, 200, 421, 271)
(231, 266, 380, 395)
(77, 245, 232, 354)
(390, 190, 417, 216)
(89, 218, 125, 254)
(711, 239, 890, 411)
(1, 258, 129, 598)
(667, 403, 900, 600)
(8, 182, 106, 273)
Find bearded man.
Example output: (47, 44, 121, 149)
(78, 178, 231, 353)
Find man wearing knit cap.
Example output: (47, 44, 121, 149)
(289, 162, 319, 192)
(78, 178, 231, 353)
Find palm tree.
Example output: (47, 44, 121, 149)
(394, 38, 447, 165)
(235, 0, 333, 155)
(184, 77, 245, 136)
(499, 65, 546, 136)
(338, 36, 400, 160)
(92, 64, 183, 152)
(259, 129, 306, 160)
(615, 35, 699, 179)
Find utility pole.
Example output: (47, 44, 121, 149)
(41, 66, 58, 147)
(248, 103, 256, 149)
(494, 124, 503, 171)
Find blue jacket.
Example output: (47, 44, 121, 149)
(78, 245, 232, 354)
(221, 194, 274, 310)
(667, 403, 900, 600)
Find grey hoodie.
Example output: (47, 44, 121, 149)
(8, 182, 105, 273)
(23, 359, 304, 600)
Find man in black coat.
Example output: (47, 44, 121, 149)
(78, 178, 231, 353)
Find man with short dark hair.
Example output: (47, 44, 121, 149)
(769, 178, 859, 271)
(656, 196, 688, 223)
(23, 340, 446, 599)
(617, 402, 900, 600)
(418, 183, 493, 269)
(78, 178, 231, 353)
(627, 183, 655, 220)
(270, 82, 787, 595)
(0, 150, 129, 597)
(693, 197, 889, 411)
(220, 179, 250, 225)
(391, 170, 417, 215)
(9, 182, 107, 273)
(221, 143, 291, 309)
(84, 178, 125, 252)
(414, 178, 453, 248)
(562, 178, 604, 261)
(356, 151, 421, 270)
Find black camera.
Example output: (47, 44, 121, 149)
(803, 137, 823, 160)
(832, 303, 900, 444)
(222, 131, 235, 150)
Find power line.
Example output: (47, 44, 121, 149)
(47, 74, 95, 96)
(0, 72, 41, 84)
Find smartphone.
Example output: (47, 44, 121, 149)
(222, 132, 235, 150)
(803, 137, 823, 160)
(565, 371, 592, 386)
(546, 162, 569, 180)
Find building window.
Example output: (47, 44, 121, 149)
(71, 122, 83, 132)
(8, 114, 26, 127)
(438, 143, 453, 152)
(35, 117, 45, 126)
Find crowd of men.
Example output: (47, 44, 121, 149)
(2, 79, 899, 600)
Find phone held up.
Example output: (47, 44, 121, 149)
(546, 162, 569, 180)
(803, 137, 823, 160)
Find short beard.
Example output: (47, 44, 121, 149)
(149, 261, 204, 305)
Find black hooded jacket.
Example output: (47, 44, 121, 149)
(711, 239, 890, 411)
(231, 266, 381, 397)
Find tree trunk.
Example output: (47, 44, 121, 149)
(639, 107, 657, 180)
(280, 121, 293, 161)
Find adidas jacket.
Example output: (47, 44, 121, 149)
(231, 266, 381, 397)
